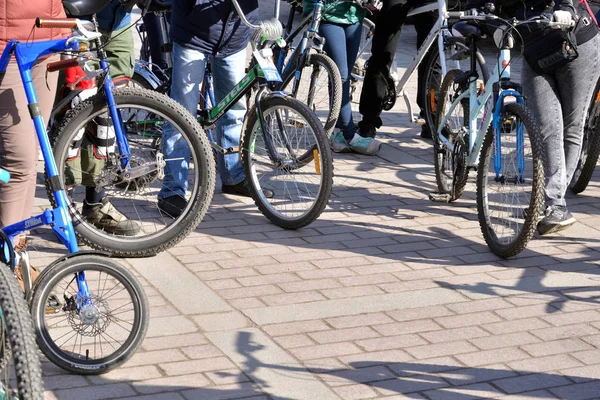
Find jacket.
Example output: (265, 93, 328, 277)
(302, 0, 365, 25)
(496, 0, 599, 45)
(0, 0, 67, 55)
(170, 0, 259, 56)
(97, 2, 131, 31)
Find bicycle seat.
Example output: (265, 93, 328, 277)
(451, 21, 486, 40)
(62, 0, 112, 17)
(137, 0, 171, 12)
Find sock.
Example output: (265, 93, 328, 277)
(86, 187, 105, 204)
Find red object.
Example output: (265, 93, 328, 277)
(64, 65, 94, 90)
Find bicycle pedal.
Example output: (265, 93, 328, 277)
(429, 192, 452, 203)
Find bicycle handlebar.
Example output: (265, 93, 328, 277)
(460, 10, 575, 30)
(35, 18, 78, 29)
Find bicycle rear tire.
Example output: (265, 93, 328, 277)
(0, 264, 43, 400)
(280, 52, 342, 137)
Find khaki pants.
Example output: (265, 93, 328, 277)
(0, 57, 59, 227)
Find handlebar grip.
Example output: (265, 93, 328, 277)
(0, 169, 10, 184)
(35, 18, 78, 29)
(47, 58, 80, 73)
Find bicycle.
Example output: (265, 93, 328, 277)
(133, 0, 334, 229)
(0, 188, 43, 399)
(349, 0, 489, 133)
(46, 1, 216, 257)
(275, 0, 346, 136)
(431, 11, 573, 257)
(0, 14, 149, 374)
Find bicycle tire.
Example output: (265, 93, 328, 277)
(422, 41, 490, 136)
(280, 52, 342, 137)
(30, 255, 148, 375)
(0, 264, 43, 400)
(241, 95, 333, 229)
(433, 69, 469, 201)
(131, 71, 154, 90)
(570, 80, 600, 194)
(476, 102, 544, 258)
(47, 87, 215, 257)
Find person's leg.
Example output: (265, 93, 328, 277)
(0, 57, 58, 227)
(158, 42, 206, 212)
(211, 48, 247, 187)
(414, 11, 436, 139)
(358, 0, 411, 137)
(558, 35, 600, 191)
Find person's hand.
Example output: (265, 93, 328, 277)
(553, 10, 573, 25)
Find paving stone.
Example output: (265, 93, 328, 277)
(290, 342, 363, 360)
(509, 354, 583, 374)
(424, 383, 504, 400)
(262, 320, 330, 336)
(332, 384, 379, 400)
(181, 382, 263, 400)
(493, 373, 572, 394)
(482, 318, 552, 335)
(550, 380, 600, 400)
(531, 324, 599, 341)
(309, 327, 380, 344)
(338, 350, 414, 368)
(193, 311, 250, 332)
(406, 341, 478, 360)
(356, 334, 428, 351)
(455, 348, 530, 367)
(521, 339, 594, 357)
(446, 298, 514, 314)
(387, 306, 454, 322)
(279, 279, 342, 292)
(54, 383, 136, 400)
(273, 334, 316, 349)
(88, 365, 163, 384)
(435, 312, 503, 329)
(261, 290, 327, 306)
(322, 285, 385, 299)
(470, 331, 541, 350)
(147, 316, 198, 338)
(160, 357, 236, 376)
(421, 326, 490, 343)
(327, 313, 395, 329)
(181, 344, 223, 359)
(374, 375, 450, 396)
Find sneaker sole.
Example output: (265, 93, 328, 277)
(537, 217, 576, 236)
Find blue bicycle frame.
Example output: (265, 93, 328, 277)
(0, 31, 125, 303)
(436, 46, 526, 182)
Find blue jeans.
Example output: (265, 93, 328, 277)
(320, 21, 362, 141)
(159, 42, 247, 199)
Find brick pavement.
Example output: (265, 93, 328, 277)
(27, 3, 600, 400)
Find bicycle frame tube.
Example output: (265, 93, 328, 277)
(203, 66, 260, 126)
(277, 13, 312, 72)
(3, 39, 82, 253)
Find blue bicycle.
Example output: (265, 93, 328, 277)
(431, 11, 570, 257)
(0, 15, 150, 374)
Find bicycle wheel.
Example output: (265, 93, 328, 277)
(423, 41, 490, 135)
(280, 52, 342, 137)
(48, 87, 215, 257)
(477, 102, 544, 258)
(570, 80, 600, 194)
(0, 263, 43, 399)
(242, 96, 333, 229)
(433, 69, 469, 201)
(30, 255, 148, 375)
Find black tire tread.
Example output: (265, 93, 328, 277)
(476, 102, 544, 258)
(46, 87, 215, 257)
(0, 265, 43, 399)
(281, 52, 342, 137)
(241, 96, 333, 229)
(30, 255, 148, 374)
(571, 81, 600, 194)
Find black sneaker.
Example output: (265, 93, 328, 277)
(158, 195, 188, 218)
(82, 198, 141, 236)
(223, 180, 274, 199)
(358, 121, 378, 139)
(537, 205, 576, 236)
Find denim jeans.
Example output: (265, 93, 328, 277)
(159, 42, 247, 199)
(522, 34, 600, 208)
(320, 22, 362, 140)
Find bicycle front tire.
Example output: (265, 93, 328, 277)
(476, 102, 544, 258)
(242, 95, 333, 229)
(48, 87, 215, 257)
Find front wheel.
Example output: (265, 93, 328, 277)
(477, 102, 544, 258)
(242, 96, 333, 229)
(48, 87, 216, 257)
(30, 255, 149, 375)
